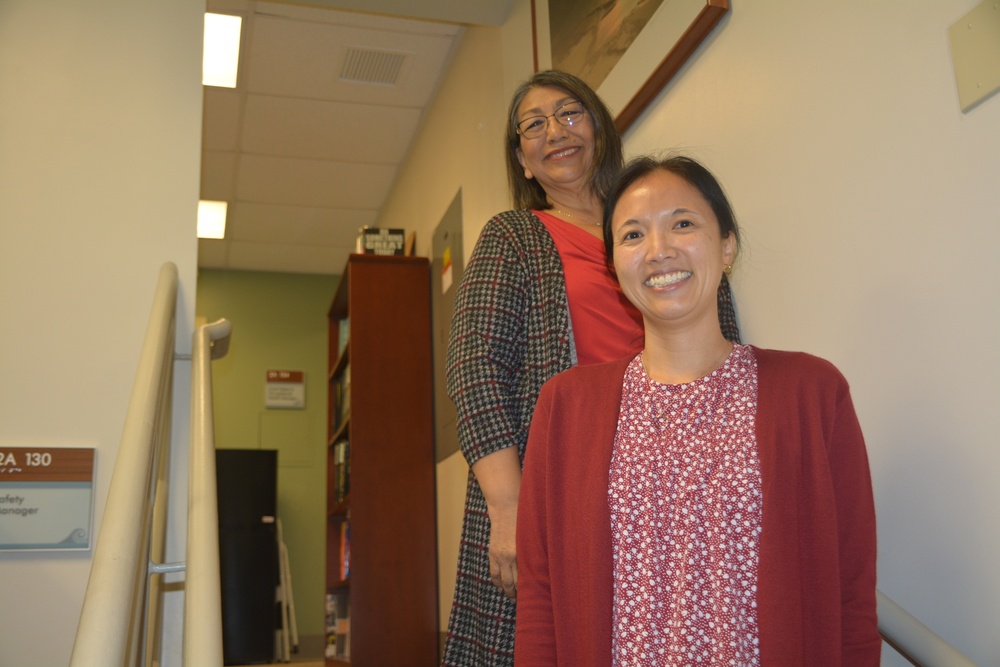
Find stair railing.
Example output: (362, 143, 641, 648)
(70, 263, 232, 667)
(181, 317, 231, 665)
(70, 263, 179, 667)
(879, 589, 978, 666)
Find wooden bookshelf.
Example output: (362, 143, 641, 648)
(325, 254, 439, 666)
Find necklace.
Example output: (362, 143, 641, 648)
(554, 207, 601, 227)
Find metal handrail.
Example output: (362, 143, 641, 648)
(183, 318, 232, 666)
(70, 264, 234, 667)
(879, 589, 978, 666)
(70, 263, 179, 667)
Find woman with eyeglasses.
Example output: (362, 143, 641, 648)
(514, 155, 879, 666)
(441, 72, 741, 667)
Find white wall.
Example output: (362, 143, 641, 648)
(391, 0, 1000, 662)
(0, 2, 203, 665)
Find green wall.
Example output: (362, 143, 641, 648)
(196, 268, 339, 645)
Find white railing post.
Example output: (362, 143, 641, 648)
(183, 319, 231, 666)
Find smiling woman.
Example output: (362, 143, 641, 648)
(440, 69, 647, 667)
(610, 168, 735, 354)
(513, 86, 597, 215)
(514, 155, 880, 667)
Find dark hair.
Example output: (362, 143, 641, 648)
(505, 70, 623, 210)
(602, 155, 742, 271)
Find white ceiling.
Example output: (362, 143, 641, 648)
(198, 0, 514, 275)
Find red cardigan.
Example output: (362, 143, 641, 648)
(514, 347, 879, 666)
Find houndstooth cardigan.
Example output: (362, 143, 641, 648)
(440, 209, 741, 667)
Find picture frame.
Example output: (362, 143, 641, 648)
(532, 0, 730, 133)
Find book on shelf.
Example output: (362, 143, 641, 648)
(337, 615, 350, 659)
(333, 440, 342, 502)
(341, 440, 350, 501)
(325, 591, 351, 659)
(333, 439, 350, 504)
(337, 317, 350, 356)
(338, 363, 351, 425)
(325, 591, 338, 647)
(331, 363, 351, 433)
(339, 518, 351, 582)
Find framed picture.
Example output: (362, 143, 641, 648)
(532, 0, 730, 133)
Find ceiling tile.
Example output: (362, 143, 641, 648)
(202, 88, 242, 152)
(241, 95, 420, 162)
(246, 14, 457, 106)
(236, 154, 396, 208)
(201, 150, 238, 200)
(230, 201, 374, 244)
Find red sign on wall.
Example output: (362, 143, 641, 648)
(265, 370, 305, 409)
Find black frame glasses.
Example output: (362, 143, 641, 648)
(516, 102, 587, 139)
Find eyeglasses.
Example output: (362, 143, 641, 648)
(516, 102, 587, 139)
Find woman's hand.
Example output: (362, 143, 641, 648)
(471, 446, 523, 600)
(488, 502, 518, 599)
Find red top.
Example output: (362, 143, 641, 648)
(535, 210, 643, 365)
(611, 347, 761, 665)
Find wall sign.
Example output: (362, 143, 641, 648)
(265, 370, 305, 409)
(357, 227, 406, 255)
(0, 447, 95, 551)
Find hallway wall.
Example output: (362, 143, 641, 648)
(380, 0, 1000, 663)
(0, 2, 203, 665)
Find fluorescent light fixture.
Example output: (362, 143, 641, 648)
(198, 200, 228, 239)
(203, 13, 242, 88)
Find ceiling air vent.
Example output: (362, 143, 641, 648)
(340, 47, 407, 86)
